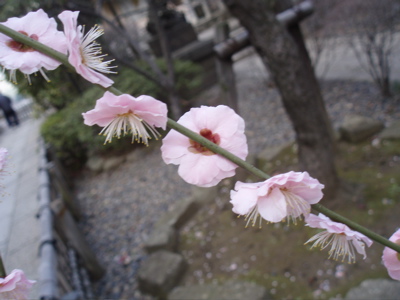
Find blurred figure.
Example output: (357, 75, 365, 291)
(0, 93, 19, 127)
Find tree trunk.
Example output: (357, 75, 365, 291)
(223, 0, 339, 199)
(215, 22, 239, 112)
(148, 0, 183, 119)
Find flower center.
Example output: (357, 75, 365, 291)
(100, 110, 161, 145)
(6, 31, 38, 52)
(188, 128, 220, 156)
(280, 188, 310, 225)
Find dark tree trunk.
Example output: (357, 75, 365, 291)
(223, 0, 339, 199)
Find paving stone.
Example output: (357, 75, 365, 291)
(339, 114, 384, 143)
(138, 250, 187, 298)
(256, 141, 295, 171)
(345, 279, 400, 299)
(155, 197, 200, 229)
(102, 156, 126, 171)
(191, 186, 219, 205)
(234, 154, 257, 182)
(144, 225, 178, 253)
(85, 156, 104, 172)
(168, 280, 272, 300)
(378, 120, 400, 141)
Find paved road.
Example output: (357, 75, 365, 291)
(201, 27, 400, 83)
(0, 117, 42, 298)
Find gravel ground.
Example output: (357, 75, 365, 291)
(74, 51, 400, 299)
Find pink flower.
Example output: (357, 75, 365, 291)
(82, 91, 167, 145)
(230, 171, 324, 226)
(161, 105, 248, 187)
(382, 228, 400, 280)
(0, 9, 67, 83)
(305, 213, 373, 263)
(0, 269, 35, 300)
(58, 10, 115, 88)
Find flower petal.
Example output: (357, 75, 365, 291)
(257, 187, 287, 223)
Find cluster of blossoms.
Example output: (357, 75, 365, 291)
(0, 9, 115, 87)
(0, 9, 398, 298)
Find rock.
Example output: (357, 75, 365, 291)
(191, 186, 219, 205)
(85, 155, 126, 172)
(144, 225, 178, 253)
(234, 154, 257, 183)
(138, 251, 187, 298)
(168, 280, 272, 300)
(102, 156, 126, 171)
(256, 141, 295, 170)
(339, 114, 384, 143)
(378, 120, 400, 141)
(344, 279, 400, 299)
(86, 156, 105, 172)
(125, 150, 142, 163)
(155, 197, 199, 229)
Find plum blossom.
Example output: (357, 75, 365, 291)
(0, 9, 67, 83)
(82, 91, 167, 145)
(58, 10, 115, 88)
(161, 105, 248, 187)
(305, 213, 373, 263)
(230, 171, 324, 227)
(382, 228, 400, 280)
(0, 269, 35, 300)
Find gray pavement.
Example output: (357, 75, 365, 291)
(0, 117, 42, 299)
(201, 27, 400, 83)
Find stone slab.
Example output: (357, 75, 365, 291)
(339, 114, 384, 143)
(345, 279, 400, 299)
(378, 120, 400, 141)
(144, 225, 178, 253)
(155, 197, 199, 229)
(169, 280, 272, 300)
(138, 250, 187, 298)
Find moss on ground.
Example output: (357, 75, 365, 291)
(179, 139, 400, 299)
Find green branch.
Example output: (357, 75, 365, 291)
(0, 23, 399, 254)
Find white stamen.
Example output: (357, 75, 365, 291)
(281, 189, 310, 225)
(244, 205, 263, 228)
(99, 112, 161, 145)
(305, 231, 363, 264)
(80, 25, 117, 74)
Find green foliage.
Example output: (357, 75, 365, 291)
(0, 0, 66, 20)
(14, 67, 91, 111)
(115, 59, 203, 99)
